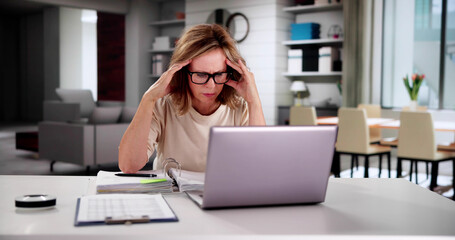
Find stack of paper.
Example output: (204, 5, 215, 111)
(169, 168, 205, 192)
(96, 171, 173, 194)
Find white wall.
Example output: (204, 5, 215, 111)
(59, 7, 97, 99)
(59, 7, 82, 89)
(81, 9, 98, 100)
(125, 0, 155, 107)
(43, 7, 60, 101)
(186, 0, 292, 124)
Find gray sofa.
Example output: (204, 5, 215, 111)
(39, 89, 136, 171)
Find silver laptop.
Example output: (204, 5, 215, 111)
(186, 125, 337, 209)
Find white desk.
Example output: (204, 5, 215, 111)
(1, 175, 454, 239)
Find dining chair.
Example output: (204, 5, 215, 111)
(289, 106, 317, 126)
(335, 108, 392, 178)
(380, 106, 427, 147)
(357, 104, 381, 143)
(397, 111, 455, 197)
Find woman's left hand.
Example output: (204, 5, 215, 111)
(225, 59, 261, 105)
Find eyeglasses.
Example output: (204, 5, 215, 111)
(187, 70, 232, 85)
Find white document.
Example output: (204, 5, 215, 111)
(169, 168, 205, 192)
(76, 194, 176, 223)
(96, 170, 173, 194)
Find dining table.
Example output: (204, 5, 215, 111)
(317, 117, 455, 132)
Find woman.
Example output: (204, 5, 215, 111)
(118, 24, 265, 173)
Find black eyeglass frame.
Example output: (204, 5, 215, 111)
(186, 69, 232, 85)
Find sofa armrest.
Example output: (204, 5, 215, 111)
(43, 101, 80, 122)
(39, 121, 95, 166)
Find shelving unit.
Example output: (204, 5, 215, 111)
(283, 4, 342, 14)
(282, 2, 344, 77)
(282, 38, 343, 46)
(280, 2, 344, 117)
(282, 71, 342, 77)
(148, 48, 175, 53)
(149, 19, 185, 26)
(148, 0, 185, 80)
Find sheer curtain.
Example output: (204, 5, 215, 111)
(343, 0, 376, 107)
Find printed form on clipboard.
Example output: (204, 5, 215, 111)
(74, 194, 178, 226)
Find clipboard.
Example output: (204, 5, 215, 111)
(74, 194, 178, 226)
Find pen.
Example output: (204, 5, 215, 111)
(115, 173, 157, 178)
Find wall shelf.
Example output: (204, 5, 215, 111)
(283, 72, 342, 77)
(283, 38, 343, 46)
(148, 48, 174, 53)
(149, 19, 185, 26)
(283, 4, 342, 14)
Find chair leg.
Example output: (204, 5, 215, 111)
(355, 156, 359, 170)
(430, 162, 439, 191)
(387, 152, 391, 178)
(414, 161, 419, 184)
(364, 155, 369, 178)
(426, 162, 429, 179)
(397, 158, 403, 178)
(350, 155, 355, 178)
(332, 151, 341, 178)
(378, 154, 383, 178)
(409, 160, 414, 182)
(452, 159, 455, 200)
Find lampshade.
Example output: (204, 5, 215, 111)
(290, 81, 306, 92)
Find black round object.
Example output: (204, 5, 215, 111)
(15, 194, 56, 208)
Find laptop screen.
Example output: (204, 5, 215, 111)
(200, 125, 337, 209)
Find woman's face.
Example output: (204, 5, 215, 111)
(187, 48, 226, 107)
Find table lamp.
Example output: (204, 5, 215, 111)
(290, 80, 307, 106)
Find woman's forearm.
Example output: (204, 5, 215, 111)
(118, 98, 156, 173)
(247, 100, 266, 126)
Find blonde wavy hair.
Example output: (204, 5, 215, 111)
(169, 24, 245, 115)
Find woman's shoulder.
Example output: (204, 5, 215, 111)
(232, 96, 248, 112)
(154, 96, 178, 115)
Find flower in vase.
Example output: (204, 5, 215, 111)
(403, 73, 425, 101)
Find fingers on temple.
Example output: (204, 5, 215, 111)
(226, 59, 242, 74)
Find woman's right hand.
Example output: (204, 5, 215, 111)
(144, 59, 192, 103)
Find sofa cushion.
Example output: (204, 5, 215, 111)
(56, 89, 96, 118)
(89, 107, 122, 124)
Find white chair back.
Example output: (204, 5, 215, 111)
(289, 106, 317, 126)
(358, 104, 381, 142)
(397, 111, 436, 159)
(336, 108, 369, 153)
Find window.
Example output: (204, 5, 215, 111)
(381, 0, 454, 110)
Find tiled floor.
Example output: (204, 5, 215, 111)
(0, 122, 453, 199)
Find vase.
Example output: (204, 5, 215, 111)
(409, 100, 418, 111)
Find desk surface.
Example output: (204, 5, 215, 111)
(1, 176, 454, 239)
